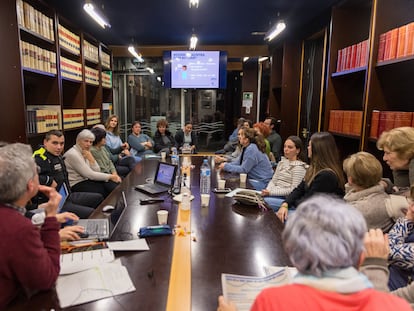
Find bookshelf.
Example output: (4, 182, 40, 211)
(365, 0, 414, 155)
(268, 41, 302, 140)
(324, 0, 413, 164)
(324, 0, 372, 158)
(0, 0, 112, 146)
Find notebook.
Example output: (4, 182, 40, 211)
(135, 161, 178, 195)
(76, 191, 128, 240)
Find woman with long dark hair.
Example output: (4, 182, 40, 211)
(276, 132, 345, 223)
(104, 115, 139, 175)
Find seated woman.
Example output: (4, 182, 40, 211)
(104, 115, 139, 176)
(175, 122, 198, 153)
(388, 184, 414, 291)
(343, 151, 407, 233)
(218, 127, 273, 191)
(127, 121, 155, 158)
(217, 195, 411, 311)
(90, 127, 126, 179)
(153, 119, 176, 154)
(377, 126, 414, 194)
(253, 122, 271, 155)
(276, 132, 345, 223)
(215, 122, 259, 164)
(261, 136, 308, 212)
(253, 121, 277, 164)
(216, 117, 245, 154)
(64, 129, 121, 198)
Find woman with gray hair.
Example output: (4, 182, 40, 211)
(217, 195, 411, 311)
(377, 126, 414, 193)
(64, 129, 121, 198)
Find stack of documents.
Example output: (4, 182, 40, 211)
(57, 259, 135, 308)
(57, 240, 149, 308)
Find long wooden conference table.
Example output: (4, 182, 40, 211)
(9, 156, 290, 311)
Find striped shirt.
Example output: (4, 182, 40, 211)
(266, 157, 308, 197)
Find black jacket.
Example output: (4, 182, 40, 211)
(33, 146, 70, 204)
(153, 130, 176, 153)
(174, 129, 198, 152)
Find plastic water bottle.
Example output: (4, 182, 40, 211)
(171, 147, 179, 165)
(200, 158, 211, 195)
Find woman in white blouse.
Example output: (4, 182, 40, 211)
(64, 129, 121, 198)
(261, 135, 308, 212)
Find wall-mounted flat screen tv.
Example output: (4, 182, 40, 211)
(163, 51, 227, 89)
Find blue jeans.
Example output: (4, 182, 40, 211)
(263, 196, 285, 212)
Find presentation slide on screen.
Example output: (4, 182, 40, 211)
(171, 51, 220, 88)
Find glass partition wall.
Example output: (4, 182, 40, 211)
(112, 57, 269, 152)
(112, 57, 228, 151)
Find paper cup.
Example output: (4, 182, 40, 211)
(157, 210, 168, 225)
(218, 179, 226, 189)
(161, 151, 167, 160)
(240, 173, 247, 183)
(201, 194, 210, 207)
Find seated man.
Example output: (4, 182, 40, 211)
(0, 143, 61, 308)
(33, 130, 104, 218)
(175, 122, 198, 153)
(264, 117, 282, 161)
(217, 195, 411, 311)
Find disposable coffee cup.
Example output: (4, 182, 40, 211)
(157, 210, 168, 225)
(161, 151, 167, 160)
(218, 179, 226, 189)
(201, 194, 210, 207)
(240, 173, 247, 183)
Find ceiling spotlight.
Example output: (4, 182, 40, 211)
(128, 45, 144, 63)
(189, 0, 199, 8)
(264, 21, 286, 41)
(83, 1, 111, 29)
(189, 34, 198, 50)
(243, 57, 249, 62)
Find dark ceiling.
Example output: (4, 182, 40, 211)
(44, 0, 341, 47)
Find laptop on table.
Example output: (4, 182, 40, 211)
(28, 183, 69, 223)
(76, 191, 128, 240)
(135, 161, 178, 195)
(57, 183, 69, 213)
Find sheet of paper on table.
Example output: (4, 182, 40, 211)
(107, 239, 150, 251)
(60, 248, 115, 275)
(56, 259, 135, 308)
